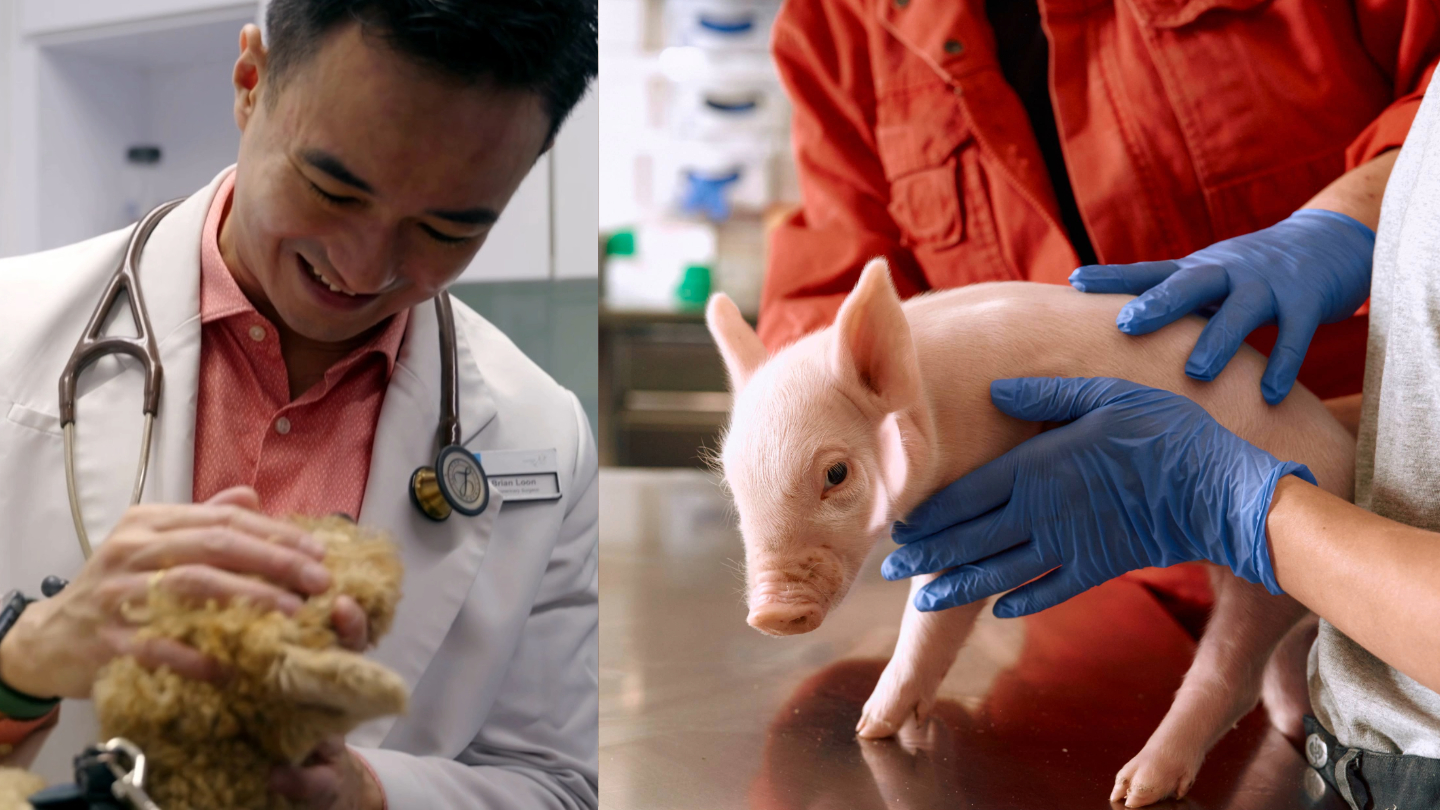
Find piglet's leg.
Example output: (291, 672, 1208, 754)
(1112, 568, 1309, 808)
(857, 572, 983, 739)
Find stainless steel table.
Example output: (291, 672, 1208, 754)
(600, 468, 1345, 810)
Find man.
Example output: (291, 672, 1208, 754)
(885, 78, 1440, 810)
(0, 2, 598, 808)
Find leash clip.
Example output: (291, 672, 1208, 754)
(95, 738, 161, 810)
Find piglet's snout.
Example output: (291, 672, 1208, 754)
(747, 600, 823, 636)
(746, 560, 843, 636)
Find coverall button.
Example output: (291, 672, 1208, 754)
(944, 39, 963, 54)
(1305, 733, 1328, 769)
(894, 0, 908, 6)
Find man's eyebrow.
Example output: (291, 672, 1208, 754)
(301, 148, 498, 226)
(300, 149, 374, 194)
(428, 208, 499, 227)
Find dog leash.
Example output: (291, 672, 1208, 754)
(27, 738, 160, 810)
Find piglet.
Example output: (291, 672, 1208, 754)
(707, 259, 1352, 807)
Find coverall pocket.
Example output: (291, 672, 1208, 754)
(874, 88, 970, 249)
(1126, 0, 1270, 29)
(886, 160, 964, 248)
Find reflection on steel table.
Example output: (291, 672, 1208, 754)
(599, 469, 1343, 810)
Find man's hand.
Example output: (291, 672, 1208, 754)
(883, 378, 1315, 616)
(269, 736, 385, 810)
(0, 486, 331, 699)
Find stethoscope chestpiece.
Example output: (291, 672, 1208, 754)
(409, 445, 488, 522)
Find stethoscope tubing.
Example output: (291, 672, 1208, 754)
(60, 198, 477, 557)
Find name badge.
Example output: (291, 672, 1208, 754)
(478, 448, 562, 502)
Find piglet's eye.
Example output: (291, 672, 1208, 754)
(825, 462, 848, 489)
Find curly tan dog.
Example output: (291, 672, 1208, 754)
(0, 516, 407, 810)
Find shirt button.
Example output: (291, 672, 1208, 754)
(248, 325, 266, 342)
(944, 39, 964, 55)
(895, 0, 909, 6)
(274, 417, 291, 435)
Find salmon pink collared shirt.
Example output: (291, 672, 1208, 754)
(192, 170, 409, 518)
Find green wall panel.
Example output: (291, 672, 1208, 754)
(450, 280, 599, 442)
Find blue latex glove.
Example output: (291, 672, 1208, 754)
(882, 377, 1316, 617)
(1069, 209, 1374, 405)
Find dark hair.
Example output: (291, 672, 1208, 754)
(265, 0, 597, 143)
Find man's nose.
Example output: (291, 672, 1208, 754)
(329, 226, 399, 294)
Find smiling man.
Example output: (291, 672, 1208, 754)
(0, 2, 598, 809)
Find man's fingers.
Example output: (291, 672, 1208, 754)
(204, 486, 261, 511)
(157, 565, 306, 615)
(128, 635, 229, 683)
(1260, 309, 1322, 405)
(992, 567, 1097, 618)
(1113, 264, 1228, 335)
(333, 596, 369, 651)
(126, 528, 332, 595)
(1068, 260, 1180, 296)
(913, 545, 1055, 612)
(269, 762, 339, 803)
(1184, 287, 1275, 381)
(134, 504, 321, 557)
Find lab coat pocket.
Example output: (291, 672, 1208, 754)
(887, 160, 964, 248)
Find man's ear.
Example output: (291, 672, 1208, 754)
(830, 258, 921, 413)
(233, 23, 267, 131)
(706, 294, 766, 391)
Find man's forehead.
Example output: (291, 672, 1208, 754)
(273, 27, 549, 197)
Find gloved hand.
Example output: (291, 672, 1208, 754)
(1069, 209, 1374, 405)
(882, 377, 1315, 617)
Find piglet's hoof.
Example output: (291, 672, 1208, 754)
(856, 669, 936, 740)
(1110, 745, 1201, 808)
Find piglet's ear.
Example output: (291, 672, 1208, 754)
(830, 258, 921, 413)
(706, 293, 766, 391)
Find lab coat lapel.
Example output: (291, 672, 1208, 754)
(349, 296, 499, 748)
(68, 173, 223, 539)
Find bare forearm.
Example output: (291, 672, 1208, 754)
(1300, 148, 1399, 231)
(1266, 476, 1440, 692)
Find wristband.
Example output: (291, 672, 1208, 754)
(0, 705, 59, 747)
(0, 590, 59, 720)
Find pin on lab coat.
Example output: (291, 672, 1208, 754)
(0, 170, 599, 808)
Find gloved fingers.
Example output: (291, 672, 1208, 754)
(885, 503, 1028, 579)
(893, 451, 1021, 544)
(991, 566, 1096, 618)
(1184, 285, 1276, 381)
(988, 376, 1151, 424)
(1068, 260, 1179, 295)
(1114, 263, 1229, 335)
(912, 545, 1054, 612)
(1259, 308, 1322, 405)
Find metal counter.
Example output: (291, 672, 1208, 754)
(599, 468, 1345, 810)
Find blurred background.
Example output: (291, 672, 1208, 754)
(0, 0, 599, 438)
(598, 0, 795, 467)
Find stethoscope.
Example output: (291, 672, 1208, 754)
(58, 200, 488, 564)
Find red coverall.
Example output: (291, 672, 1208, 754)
(759, 0, 1439, 401)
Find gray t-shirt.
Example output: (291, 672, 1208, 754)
(1308, 82, 1440, 756)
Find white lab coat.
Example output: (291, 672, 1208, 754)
(0, 170, 599, 808)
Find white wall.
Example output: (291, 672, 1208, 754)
(0, 0, 597, 283)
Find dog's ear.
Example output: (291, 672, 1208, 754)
(271, 646, 409, 720)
